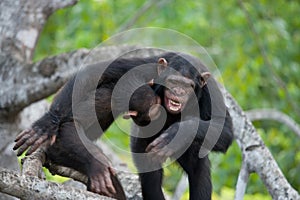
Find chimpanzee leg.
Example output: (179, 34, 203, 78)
(139, 170, 165, 200)
(131, 134, 165, 200)
(46, 122, 126, 199)
(177, 146, 212, 200)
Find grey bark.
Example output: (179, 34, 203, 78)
(246, 109, 300, 138)
(0, 167, 113, 200)
(222, 90, 300, 200)
(0, 0, 299, 199)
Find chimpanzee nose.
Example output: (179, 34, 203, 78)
(173, 87, 186, 96)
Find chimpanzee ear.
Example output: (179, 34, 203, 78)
(157, 58, 168, 75)
(200, 72, 211, 87)
(123, 111, 138, 119)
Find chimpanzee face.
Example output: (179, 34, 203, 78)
(164, 74, 195, 114)
(123, 54, 210, 122)
(157, 56, 210, 115)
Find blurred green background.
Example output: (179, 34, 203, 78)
(34, 0, 300, 199)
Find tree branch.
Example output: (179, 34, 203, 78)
(246, 109, 300, 138)
(0, 49, 88, 118)
(0, 0, 79, 62)
(0, 167, 113, 200)
(172, 174, 188, 200)
(0, 139, 142, 200)
(234, 161, 249, 200)
(0, 45, 144, 119)
(117, 0, 160, 32)
(222, 89, 299, 199)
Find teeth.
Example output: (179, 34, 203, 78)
(170, 105, 180, 111)
(170, 99, 181, 106)
(168, 98, 182, 112)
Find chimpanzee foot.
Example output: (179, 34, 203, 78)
(88, 166, 126, 200)
(88, 167, 116, 197)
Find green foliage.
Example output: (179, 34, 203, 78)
(34, 0, 300, 198)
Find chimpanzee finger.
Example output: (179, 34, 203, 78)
(89, 178, 97, 193)
(153, 141, 167, 152)
(13, 130, 35, 150)
(146, 139, 165, 153)
(145, 139, 161, 152)
(104, 172, 116, 195)
(152, 147, 174, 163)
(95, 178, 102, 194)
(99, 177, 111, 197)
(17, 134, 40, 155)
(14, 129, 31, 142)
(145, 134, 167, 152)
(23, 134, 40, 146)
(17, 143, 30, 157)
(25, 135, 48, 156)
(108, 166, 116, 176)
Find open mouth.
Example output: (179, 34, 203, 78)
(165, 96, 182, 112)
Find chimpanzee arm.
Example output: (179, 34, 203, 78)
(146, 110, 233, 161)
(13, 62, 109, 156)
(13, 76, 76, 156)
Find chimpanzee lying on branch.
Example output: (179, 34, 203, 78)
(14, 51, 233, 200)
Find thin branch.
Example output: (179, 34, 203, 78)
(116, 0, 171, 32)
(172, 174, 188, 200)
(117, 0, 160, 32)
(234, 162, 250, 200)
(246, 109, 300, 138)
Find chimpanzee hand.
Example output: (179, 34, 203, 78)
(13, 113, 59, 156)
(145, 123, 180, 163)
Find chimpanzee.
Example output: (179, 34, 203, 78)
(13, 55, 162, 199)
(13, 51, 233, 200)
(129, 53, 233, 200)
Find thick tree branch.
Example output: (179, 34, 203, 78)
(221, 89, 299, 199)
(0, 49, 89, 118)
(0, 140, 142, 200)
(0, 0, 78, 62)
(0, 167, 113, 200)
(246, 109, 300, 138)
(14, 134, 142, 199)
(0, 45, 143, 119)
